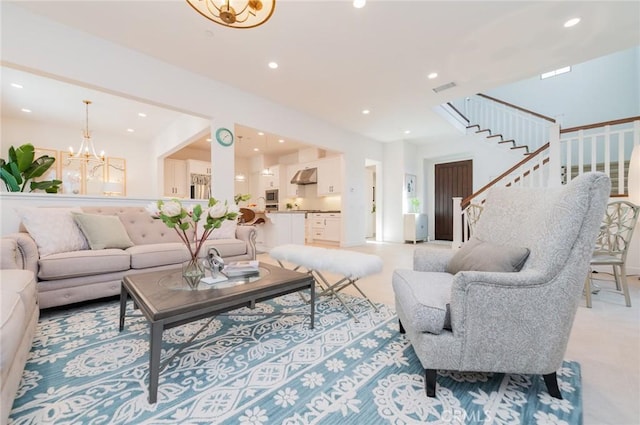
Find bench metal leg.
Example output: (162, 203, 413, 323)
(274, 261, 378, 322)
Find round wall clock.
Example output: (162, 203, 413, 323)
(215, 127, 234, 147)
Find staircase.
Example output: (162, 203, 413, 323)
(443, 94, 640, 246)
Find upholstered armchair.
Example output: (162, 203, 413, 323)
(392, 172, 610, 398)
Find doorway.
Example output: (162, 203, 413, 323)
(434, 160, 473, 241)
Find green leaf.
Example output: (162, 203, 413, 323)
(14, 144, 35, 172)
(192, 204, 202, 221)
(179, 222, 190, 231)
(23, 156, 55, 179)
(0, 168, 20, 191)
(8, 146, 17, 163)
(9, 162, 23, 186)
(30, 180, 62, 193)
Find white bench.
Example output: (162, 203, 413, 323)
(269, 244, 383, 321)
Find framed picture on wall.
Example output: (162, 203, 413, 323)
(405, 173, 416, 198)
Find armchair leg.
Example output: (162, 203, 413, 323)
(584, 274, 592, 308)
(425, 369, 437, 397)
(399, 319, 406, 334)
(543, 373, 563, 399)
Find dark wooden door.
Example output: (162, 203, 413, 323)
(435, 160, 473, 241)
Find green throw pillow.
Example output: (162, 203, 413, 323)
(72, 213, 134, 250)
(446, 237, 530, 274)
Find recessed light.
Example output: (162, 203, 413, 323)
(353, 0, 366, 8)
(268, 62, 278, 69)
(21, 108, 31, 113)
(564, 18, 580, 28)
(362, 109, 370, 115)
(427, 72, 438, 79)
(206, 138, 212, 142)
(127, 128, 135, 133)
(11, 83, 23, 89)
(278, 139, 284, 143)
(138, 112, 147, 118)
(253, 148, 259, 152)
(404, 130, 411, 135)
(258, 132, 264, 136)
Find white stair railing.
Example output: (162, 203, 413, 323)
(559, 118, 640, 196)
(451, 94, 555, 153)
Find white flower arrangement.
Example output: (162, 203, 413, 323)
(146, 198, 239, 261)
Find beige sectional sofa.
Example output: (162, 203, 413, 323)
(2, 206, 257, 309)
(1, 239, 39, 425)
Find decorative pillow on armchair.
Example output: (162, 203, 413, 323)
(446, 237, 530, 275)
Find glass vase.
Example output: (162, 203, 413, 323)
(182, 258, 205, 290)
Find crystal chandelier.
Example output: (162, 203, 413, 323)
(186, 0, 276, 29)
(69, 100, 105, 162)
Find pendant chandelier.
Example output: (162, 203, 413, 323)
(186, 0, 276, 29)
(69, 100, 105, 162)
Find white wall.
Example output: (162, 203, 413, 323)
(382, 141, 405, 242)
(1, 4, 383, 246)
(485, 46, 640, 127)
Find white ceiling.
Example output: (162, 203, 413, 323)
(3, 1, 639, 154)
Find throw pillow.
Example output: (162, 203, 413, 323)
(72, 213, 134, 250)
(446, 237, 530, 275)
(16, 207, 88, 257)
(208, 219, 238, 240)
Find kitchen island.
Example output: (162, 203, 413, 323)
(254, 211, 306, 252)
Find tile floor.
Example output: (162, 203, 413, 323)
(258, 240, 640, 425)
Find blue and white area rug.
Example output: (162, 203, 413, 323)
(10, 294, 582, 424)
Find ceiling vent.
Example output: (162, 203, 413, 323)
(432, 82, 456, 93)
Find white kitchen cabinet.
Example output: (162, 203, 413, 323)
(164, 159, 187, 198)
(187, 159, 211, 175)
(310, 212, 341, 243)
(286, 164, 308, 198)
(260, 165, 280, 191)
(404, 213, 428, 243)
(317, 156, 342, 196)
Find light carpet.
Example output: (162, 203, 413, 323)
(10, 294, 582, 424)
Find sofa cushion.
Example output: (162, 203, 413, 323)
(127, 243, 191, 269)
(1, 270, 36, 384)
(17, 207, 88, 256)
(208, 220, 238, 240)
(392, 269, 452, 335)
(38, 250, 131, 280)
(73, 213, 134, 250)
(200, 239, 247, 258)
(446, 237, 530, 275)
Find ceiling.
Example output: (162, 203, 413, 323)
(3, 1, 639, 153)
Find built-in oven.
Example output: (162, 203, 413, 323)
(265, 189, 279, 203)
(265, 189, 279, 212)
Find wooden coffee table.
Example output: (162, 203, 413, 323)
(119, 262, 315, 403)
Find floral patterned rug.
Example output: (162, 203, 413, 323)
(10, 294, 582, 424)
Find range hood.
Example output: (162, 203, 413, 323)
(290, 167, 318, 185)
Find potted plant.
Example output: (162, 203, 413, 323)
(410, 197, 420, 213)
(0, 143, 61, 193)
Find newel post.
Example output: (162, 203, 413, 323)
(452, 197, 463, 249)
(548, 123, 562, 188)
